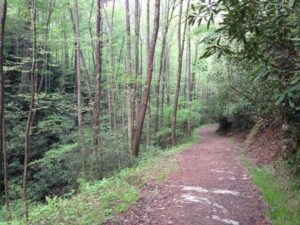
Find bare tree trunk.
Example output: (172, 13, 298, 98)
(19, 1, 32, 93)
(187, 26, 192, 135)
(79, 50, 93, 102)
(192, 42, 199, 100)
(104, 0, 118, 138)
(106, 43, 113, 129)
(134, 0, 141, 127)
(92, 0, 103, 177)
(125, 0, 133, 151)
(160, 47, 168, 125)
(146, 98, 151, 146)
(0, 0, 8, 211)
(131, 0, 161, 157)
(61, 13, 69, 92)
(68, 4, 93, 105)
(154, 0, 176, 135)
(145, 0, 151, 146)
(171, 0, 190, 146)
(38, 0, 56, 93)
(166, 47, 170, 106)
(23, 0, 36, 220)
(73, 0, 87, 176)
(103, 5, 113, 130)
(88, 0, 96, 72)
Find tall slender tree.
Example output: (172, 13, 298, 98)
(19, 1, 32, 93)
(125, 0, 133, 151)
(68, 4, 94, 112)
(134, 0, 141, 125)
(131, 0, 161, 156)
(187, 26, 192, 135)
(23, 0, 37, 219)
(154, 0, 176, 135)
(38, 0, 56, 92)
(73, 0, 87, 175)
(171, 0, 190, 146)
(93, 0, 103, 175)
(145, 0, 151, 146)
(0, 0, 8, 211)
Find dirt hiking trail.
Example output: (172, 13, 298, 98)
(108, 125, 270, 225)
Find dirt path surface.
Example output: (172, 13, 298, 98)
(108, 125, 270, 225)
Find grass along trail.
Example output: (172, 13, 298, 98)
(108, 125, 269, 225)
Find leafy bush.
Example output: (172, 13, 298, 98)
(1, 135, 199, 225)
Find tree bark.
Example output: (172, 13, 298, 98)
(125, 0, 133, 151)
(68, 4, 93, 104)
(131, 0, 161, 157)
(134, 0, 141, 126)
(154, 0, 176, 135)
(88, 0, 96, 73)
(160, 46, 168, 125)
(192, 42, 199, 100)
(38, 0, 56, 93)
(23, 0, 36, 220)
(104, 0, 118, 138)
(0, 0, 8, 211)
(187, 26, 192, 135)
(171, 0, 190, 146)
(166, 47, 170, 106)
(145, 0, 151, 146)
(73, 0, 87, 176)
(19, 1, 32, 93)
(92, 0, 103, 176)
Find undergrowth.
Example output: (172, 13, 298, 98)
(0, 130, 200, 225)
(244, 161, 300, 225)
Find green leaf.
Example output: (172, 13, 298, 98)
(275, 94, 285, 106)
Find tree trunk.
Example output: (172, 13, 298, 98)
(134, 0, 141, 126)
(131, 0, 161, 157)
(68, 4, 93, 104)
(93, 0, 103, 176)
(160, 47, 168, 125)
(88, 0, 96, 73)
(146, 98, 151, 146)
(166, 48, 170, 106)
(19, 1, 32, 93)
(125, 0, 133, 151)
(192, 42, 199, 100)
(145, 0, 151, 147)
(0, 0, 8, 211)
(104, 0, 118, 138)
(73, 0, 87, 176)
(38, 0, 56, 93)
(187, 26, 192, 135)
(23, 0, 36, 220)
(154, 0, 176, 135)
(145, 0, 151, 146)
(171, 0, 190, 146)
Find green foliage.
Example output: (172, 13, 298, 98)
(24, 178, 139, 225)
(246, 164, 300, 225)
(1, 134, 200, 225)
(190, 0, 300, 122)
(30, 143, 78, 167)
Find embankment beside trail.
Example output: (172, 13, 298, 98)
(229, 119, 300, 225)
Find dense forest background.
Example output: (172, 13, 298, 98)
(0, 0, 299, 223)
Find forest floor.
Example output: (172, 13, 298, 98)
(107, 125, 270, 225)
